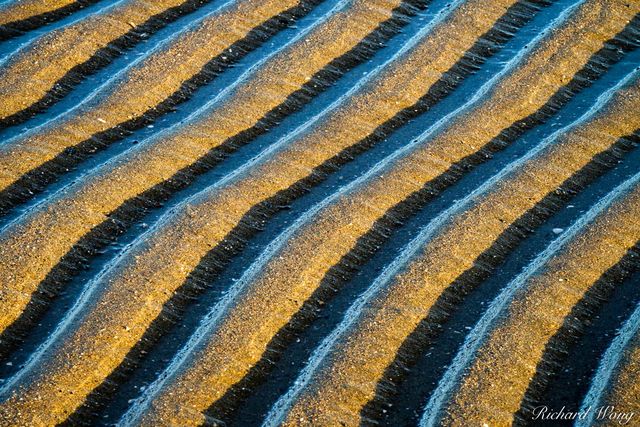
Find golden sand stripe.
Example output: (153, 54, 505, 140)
(0, 0, 223, 121)
(0, 0, 310, 193)
(0, 0, 408, 337)
(265, 72, 640, 424)
(0, 0, 79, 26)
(435, 181, 640, 427)
(0, 0, 523, 424)
(105, 2, 640, 425)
